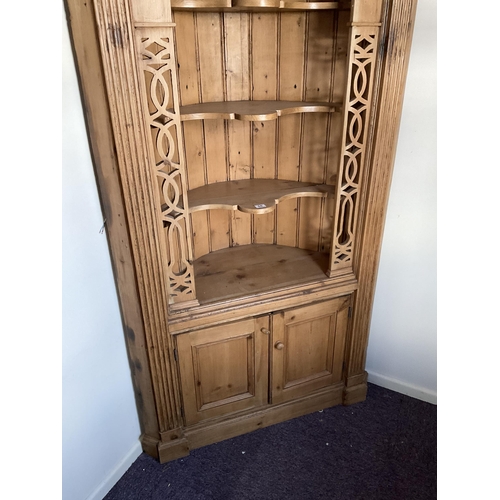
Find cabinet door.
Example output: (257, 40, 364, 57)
(271, 296, 351, 405)
(176, 316, 269, 426)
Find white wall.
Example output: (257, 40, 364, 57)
(365, 0, 437, 404)
(61, 1, 436, 498)
(62, 8, 141, 500)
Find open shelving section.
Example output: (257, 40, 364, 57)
(170, 3, 349, 300)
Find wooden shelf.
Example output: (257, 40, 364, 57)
(194, 244, 330, 305)
(180, 100, 340, 122)
(187, 179, 335, 214)
(171, 0, 350, 11)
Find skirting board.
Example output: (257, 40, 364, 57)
(86, 441, 142, 500)
(367, 371, 437, 405)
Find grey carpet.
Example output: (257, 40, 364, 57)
(104, 383, 437, 500)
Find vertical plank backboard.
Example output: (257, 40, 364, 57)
(225, 12, 252, 246)
(298, 11, 336, 251)
(174, 12, 209, 257)
(252, 12, 278, 181)
(276, 12, 306, 247)
(197, 13, 230, 252)
(252, 12, 278, 244)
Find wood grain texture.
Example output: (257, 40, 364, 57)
(176, 316, 269, 424)
(271, 296, 350, 404)
(193, 244, 330, 304)
(64, 0, 161, 443)
(68, 0, 417, 465)
(346, 0, 418, 382)
(91, 0, 184, 435)
(328, 2, 382, 275)
(173, 9, 346, 253)
(180, 100, 340, 121)
(135, 29, 198, 305)
(171, 0, 347, 10)
(183, 382, 344, 452)
(187, 178, 334, 214)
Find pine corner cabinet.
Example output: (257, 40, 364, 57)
(66, 0, 418, 463)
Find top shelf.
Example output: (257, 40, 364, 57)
(180, 100, 341, 122)
(171, 0, 350, 11)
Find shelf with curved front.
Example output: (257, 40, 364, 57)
(180, 100, 341, 122)
(194, 244, 330, 304)
(187, 178, 335, 215)
(171, 0, 350, 11)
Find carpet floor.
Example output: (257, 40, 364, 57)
(104, 383, 437, 500)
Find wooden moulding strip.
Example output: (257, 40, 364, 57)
(179, 100, 341, 122)
(171, 0, 232, 8)
(134, 22, 177, 28)
(187, 179, 335, 214)
(170, 0, 350, 10)
(183, 383, 344, 451)
(168, 271, 358, 334)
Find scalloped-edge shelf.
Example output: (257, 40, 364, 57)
(187, 179, 335, 214)
(171, 0, 349, 11)
(180, 100, 341, 122)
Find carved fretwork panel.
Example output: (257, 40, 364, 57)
(329, 27, 379, 275)
(136, 29, 197, 308)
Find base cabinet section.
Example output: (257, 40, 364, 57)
(176, 295, 352, 429)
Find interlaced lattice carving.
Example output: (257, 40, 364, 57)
(331, 30, 378, 272)
(138, 32, 196, 305)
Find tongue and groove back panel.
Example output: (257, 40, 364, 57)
(172, 9, 350, 259)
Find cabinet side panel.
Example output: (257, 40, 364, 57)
(91, 0, 185, 433)
(347, 0, 418, 379)
(65, 0, 160, 439)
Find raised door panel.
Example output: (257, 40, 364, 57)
(177, 316, 269, 426)
(271, 296, 350, 405)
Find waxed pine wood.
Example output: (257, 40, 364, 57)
(176, 316, 269, 425)
(173, 9, 347, 256)
(271, 296, 350, 404)
(66, 0, 416, 464)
